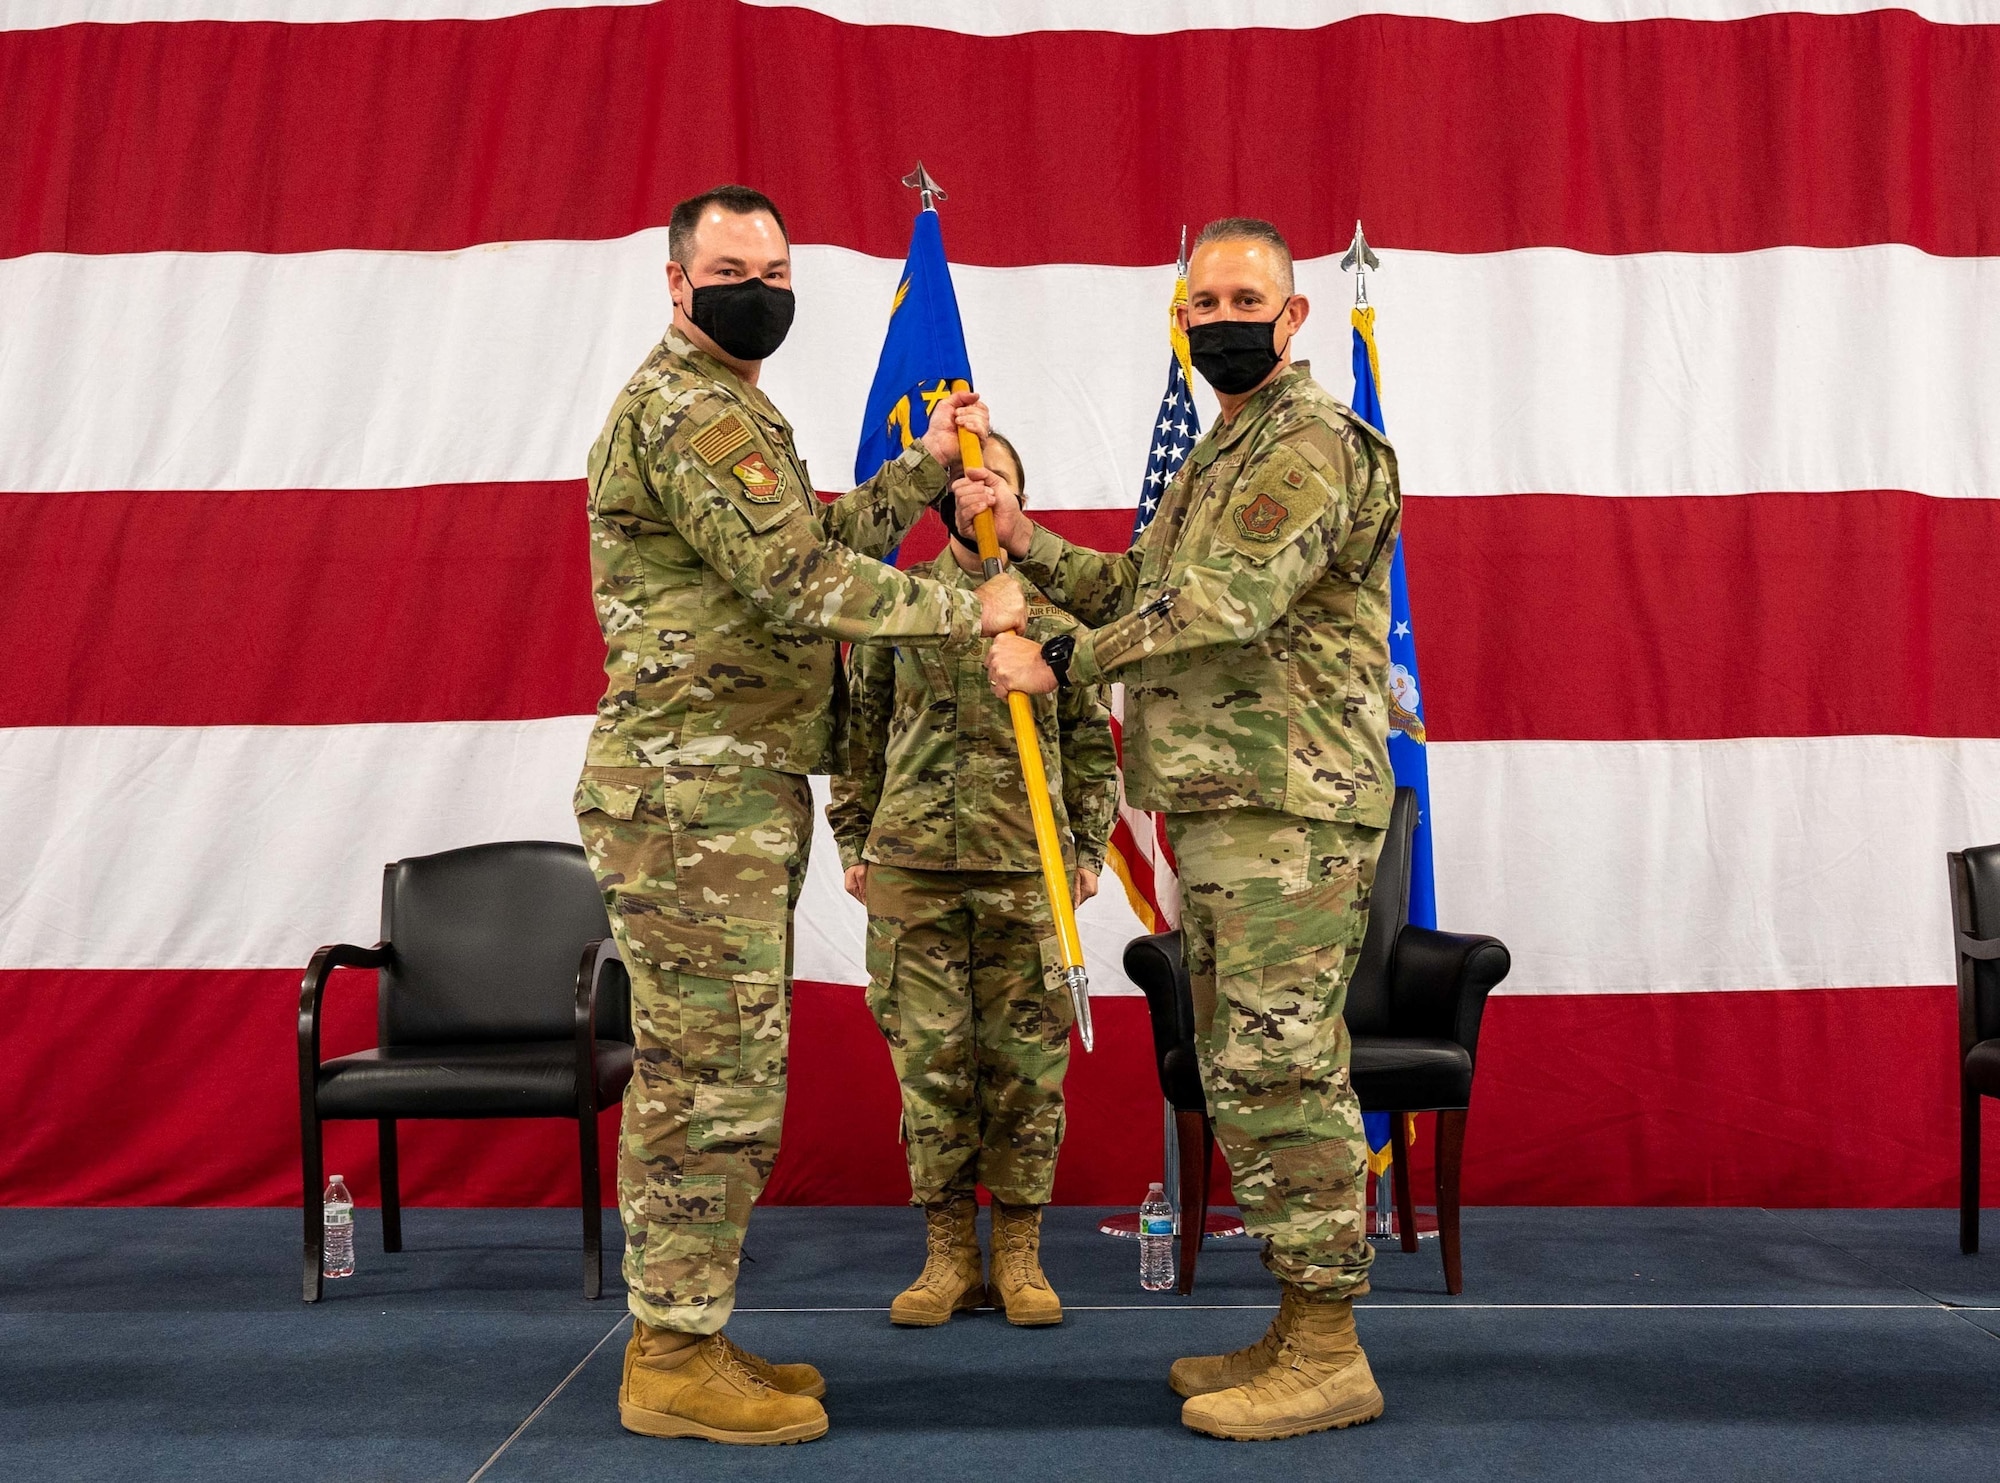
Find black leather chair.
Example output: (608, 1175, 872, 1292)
(1949, 845, 2000, 1254)
(298, 841, 633, 1302)
(1125, 788, 1510, 1294)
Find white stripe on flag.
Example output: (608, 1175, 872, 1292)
(4, 240, 1998, 502)
(0, 721, 1153, 985)
(6, 723, 1996, 993)
(1431, 734, 2000, 995)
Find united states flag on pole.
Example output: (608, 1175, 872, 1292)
(1102, 255, 1198, 933)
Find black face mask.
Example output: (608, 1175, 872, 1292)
(1187, 304, 1291, 395)
(932, 487, 983, 554)
(685, 278, 796, 362)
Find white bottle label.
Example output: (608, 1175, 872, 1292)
(325, 1207, 352, 1227)
(1140, 1214, 1173, 1236)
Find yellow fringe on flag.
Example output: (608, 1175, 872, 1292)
(1352, 304, 1382, 395)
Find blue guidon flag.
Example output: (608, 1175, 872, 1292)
(855, 204, 974, 485)
(1352, 300, 1436, 1192)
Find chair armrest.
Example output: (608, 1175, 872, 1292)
(575, 938, 629, 1115)
(1388, 926, 1511, 1059)
(298, 942, 389, 1087)
(575, 938, 630, 1041)
(1960, 934, 2000, 962)
(299, 942, 389, 1058)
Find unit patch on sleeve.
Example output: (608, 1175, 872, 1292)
(1235, 491, 1291, 540)
(730, 452, 786, 503)
(689, 411, 754, 466)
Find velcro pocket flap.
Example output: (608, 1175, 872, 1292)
(647, 908, 787, 985)
(573, 773, 645, 820)
(1213, 883, 1354, 978)
(642, 1173, 729, 1225)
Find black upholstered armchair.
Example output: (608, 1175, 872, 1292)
(1125, 788, 1510, 1294)
(298, 841, 633, 1302)
(1949, 845, 2000, 1254)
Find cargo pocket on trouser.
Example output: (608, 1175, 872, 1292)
(864, 914, 901, 1046)
(1198, 874, 1361, 1226)
(622, 964, 788, 1331)
(624, 1170, 743, 1333)
(1258, 1131, 1372, 1294)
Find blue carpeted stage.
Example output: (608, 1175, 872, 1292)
(4, 1205, 1998, 1481)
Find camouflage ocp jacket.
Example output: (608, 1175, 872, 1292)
(1014, 362, 1401, 827)
(828, 553, 1119, 876)
(582, 329, 984, 776)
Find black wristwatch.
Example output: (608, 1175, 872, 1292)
(1040, 634, 1076, 690)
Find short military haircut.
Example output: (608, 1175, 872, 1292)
(668, 185, 790, 267)
(1192, 216, 1295, 295)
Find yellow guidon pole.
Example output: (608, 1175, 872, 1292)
(957, 421, 1094, 1052)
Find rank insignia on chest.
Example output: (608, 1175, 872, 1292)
(730, 452, 786, 503)
(1235, 491, 1290, 540)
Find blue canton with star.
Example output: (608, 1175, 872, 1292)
(1133, 355, 1200, 540)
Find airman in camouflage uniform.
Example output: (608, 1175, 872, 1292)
(977, 218, 1399, 1441)
(827, 439, 1118, 1329)
(576, 187, 1022, 1447)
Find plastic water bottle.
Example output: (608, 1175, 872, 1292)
(322, 1176, 355, 1279)
(1139, 1182, 1175, 1291)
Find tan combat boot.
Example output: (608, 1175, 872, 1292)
(889, 1195, 987, 1326)
(618, 1321, 829, 1445)
(988, 1201, 1064, 1327)
(1168, 1284, 1303, 1397)
(1180, 1291, 1382, 1441)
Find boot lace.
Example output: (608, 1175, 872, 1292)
(910, 1206, 971, 1295)
(706, 1336, 774, 1393)
(994, 1212, 1045, 1288)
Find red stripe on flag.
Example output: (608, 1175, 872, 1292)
(7, 488, 1996, 739)
(1404, 489, 2000, 743)
(0, 483, 603, 727)
(0, 968, 1978, 1208)
(4, 5, 1997, 260)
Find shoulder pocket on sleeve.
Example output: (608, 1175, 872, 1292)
(1218, 446, 1329, 562)
(683, 409, 800, 535)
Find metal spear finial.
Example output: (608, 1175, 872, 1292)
(901, 161, 947, 213)
(1341, 220, 1381, 308)
(1176, 223, 1189, 277)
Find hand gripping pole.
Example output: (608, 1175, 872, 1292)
(958, 424, 1095, 1051)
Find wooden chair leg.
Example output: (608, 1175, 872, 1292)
(1436, 1109, 1467, 1295)
(1389, 1112, 1419, 1253)
(580, 1109, 605, 1300)
(1173, 1110, 1210, 1296)
(1963, 1081, 1981, 1256)
(378, 1119, 403, 1254)
(301, 1105, 325, 1303)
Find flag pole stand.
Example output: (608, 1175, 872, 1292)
(1099, 1101, 1247, 1241)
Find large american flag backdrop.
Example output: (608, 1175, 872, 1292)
(4, 0, 1998, 1211)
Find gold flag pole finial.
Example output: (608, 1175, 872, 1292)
(901, 161, 947, 213)
(1341, 220, 1381, 309)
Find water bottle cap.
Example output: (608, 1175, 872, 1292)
(328, 1175, 343, 1183)
(1146, 1181, 1164, 1194)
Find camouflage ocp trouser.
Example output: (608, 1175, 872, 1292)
(1165, 807, 1384, 1298)
(574, 763, 811, 1335)
(864, 864, 1073, 1206)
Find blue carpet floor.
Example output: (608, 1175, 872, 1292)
(4, 1205, 1999, 1481)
